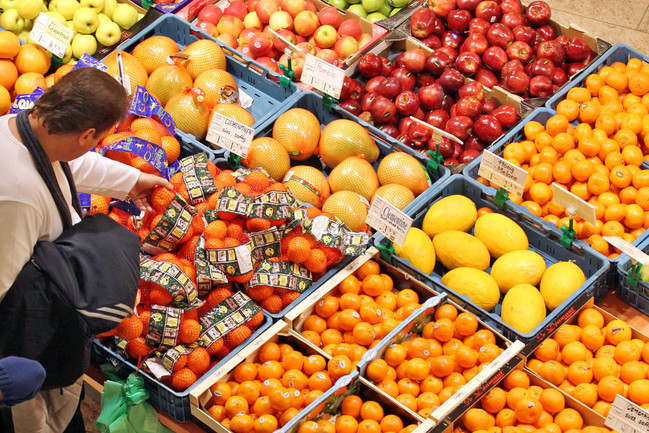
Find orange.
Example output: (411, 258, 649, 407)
(557, 99, 580, 121)
(572, 382, 598, 408)
(567, 87, 591, 104)
(615, 340, 642, 364)
(506, 387, 531, 410)
(628, 379, 649, 404)
(597, 375, 625, 402)
(554, 408, 584, 432)
(396, 289, 418, 308)
(481, 387, 507, 414)
(430, 355, 455, 377)
(360, 401, 384, 422)
(335, 415, 359, 433)
(538, 361, 566, 386)
(503, 370, 530, 390)
(605, 319, 632, 345)
(357, 419, 381, 433)
(571, 160, 595, 182)
(233, 362, 258, 383)
(538, 387, 565, 414)
(328, 355, 353, 380)
(225, 395, 249, 418)
(629, 72, 649, 95)
(357, 260, 380, 280)
(620, 361, 647, 384)
(534, 338, 560, 362)
(561, 341, 589, 364)
(592, 356, 619, 382)
(515, 398, 543, 424)
(495, 408, 516, 428)
(566, 360, 593, 386)
(524, 121, 545, 140)
(339, 275, 361, 294)
(455, 312, 479, 336)
(592, 401, 612, 417)
(606, 69, 629, 92)
(580, 325, 605, 351)
(341, 395, 362, 417)
(435, 303, 458, 321)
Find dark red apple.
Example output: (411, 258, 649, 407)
(419, 83, 446, 110)
(445, 115, 473, 141)
(455, 96, 483, 119)
(461, 33, 489, 55)
(513, 25, 536, 45)
(425, 109, 450, 129)
(556, 35, 570, 50)
(390, 68, 416, 91)
(482, 97, 499, 114)
(457, 0, 481, 12)
(460, 149, 481, 163)
(441, 94, 456, 112)
(529, 74, 553, 97)
(527, 58, 554, 77)
(525, 1, 551, 27)
(448, 9, 473, 33)
(500, 11, 525, 30)
(429, 136, 455, 158)
(469, 18, 491, 35)
(501, 59, 524, 76)
(459, 81, 485, 100)
(416, 72, 437, 87)
(340, 76, 356, 100)
(500, 0, 523, 14)
(399, 116, 415, 135)
(395, 90, 420, 116)
(506, 41, 533, 62)
(376, 77, 402, 100)
(475, 0, 500, 24)
(537, 40, 565, 66)
(491, 104, 518, 128)
(381, 57, 395, 77)
(475, 68, 499, 87)
(442, 31, 464, 50)
(338, 99, 362, 116)
(437, 46, 459, 62)
(361, 92, 377, 111)
(410, 7, 437, 39)
(535, 24, 557, 41)
(401, 48, 428, 73)
(502, 69, 530, 94)
(551, 67, 568, 85)
(482, 45, 508, 71)
(567, 62, 586, 76)
(397, 134, 412, 147)
(474, 114, 503, 142)
(486, 23, 514, 49)
(407, 122, 433, 148)
(438, 68, 465, 93)
(379, 123, 400, 138)
(370, 96, 397, 124)
(431, 17, 446, 37)
(464, 136, 486, 152)
(358, 53, 383, 78)
(366, 76, 386, 93)
(359, 111, 373, 124)
(452, 141, 463, 159)
(456, 51, 482, 75)
(566, 36, 591, 62)
(429, 0, 457, 18)
(445, 157, 460, 165)
(420, 35, 442, 50)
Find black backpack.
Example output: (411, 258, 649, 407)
(0, 110, 140, 389)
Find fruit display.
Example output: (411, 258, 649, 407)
(339, 39, 521, 165)
(406, 0, 599, 98)
(320, 0, 407, 25)
(1, 0, 145, 61)
(191, 0, 381, 79)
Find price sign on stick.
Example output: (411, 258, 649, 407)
(301, 54, 345, 99)
(551, 183, 597, 225)
(267, 28, 304, 57)
(206, 111, 255, 157)
(29, 13, 75, 59)
(478, 151, 528, 198)
(603, 236, 649, 265)
(606, 395, 649, 433)
(409, 116, 463, 144)
(366, 194, 413, 247)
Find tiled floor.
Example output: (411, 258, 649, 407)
(522, 0, 649, 56)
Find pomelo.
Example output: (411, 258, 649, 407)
(284, 165, 330, 208)
(243, 137, 290, 181)
(165, 88, 210, 141)
(145, 61, 193, 106)
(181, 40, 226, 81)
(104, 50, 148, 96)
(211, 103, 254, 127)
(328, 155, 379, 202)
(272, 108, 320, 161)
(319, 119, 379, 168)
(194, 69, 238, 109)
(132, 35, 180, 75)
(322, 191, 368, 232)
(371, 184, 415, 210)
(377, 152, 429, 196)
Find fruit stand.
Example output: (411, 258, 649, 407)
(6, 0, 649, 432)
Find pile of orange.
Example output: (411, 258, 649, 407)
(364, 303, 503, 418)
(205, 341, 357, 433)
(297, 395, 417, 433)
(299, 259, 423, 360)
(528, 307, 649, 415)
(477, 58, 649, 257)
(459, 368, 614, 433)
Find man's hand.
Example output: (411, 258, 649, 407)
(128, 173, 173, 212)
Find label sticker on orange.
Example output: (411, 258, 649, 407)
(365, 194, 412, 247)
(478, 151, 528, 197)
(30, 13, 75, 59)
(551, 183, 597, 225)
(206, 111, 254, 157)
(301, 54, 344, 99)
(606, 395, 649, 433)
(603, 236, 649, 265)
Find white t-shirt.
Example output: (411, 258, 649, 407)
(0, 114, 141, 300)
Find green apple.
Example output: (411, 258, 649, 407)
(328, 0, 348, 9)
(55, 0, 80, 20)
(97, 12, 110, 23)
(360, 0, 382, 12)
(16, 0, 44, 20)
(111, 3, 137, 29)
(72, 6, 98, 34)
(365, 11, 386, 21)
(66, 19, 76, 30)
(347, 4, 366, 16)
(389, 6, 401, 16)
(80, 0, 103, 13)
(0, 9, 25, 33)
(63, 44, 72, 62)
(40, 2, 46, 10)
(23, 17, 32, 29)
(45, 10, 67, 24)
(95, 20, 120, 46)
(0, 0, 18, 10)
(378, 1, 392, 17)
(71, 32, 96, 57)
(101, 0, 116, 19)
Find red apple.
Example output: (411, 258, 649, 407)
(376, 77, 402, 100)
(438, 68, 464, 93)
(339, 99, 362, 116)
(239, 28, 260, 45)
(459, 81, 485, 100)
(256, 0, 280, 24)
(461, 33, 489, 55)
(442, 31, 463, 50)
(537, 40, 565, 66)
(512, 25, 536, 45)
(280, 0, 306, 17)
(217, 15, 245, 38)
(293, 10, 319, 37)
(256, 56, 279, 72)
(318, 6, 342, 29)
(457, 0, 481, 12)
(315, 48, 338, 64)
(410, 7, 436, 39)
(370, 96, 396, 124)
(358, 53, 383, 78)
(425, 109, 450, 130)
(198, 5, 224, 25)
(460, 149, 481, 163)
(425, 50, 451, 76)
(272, 29, 296, 52)
(304, 0, 317, 13)
(197, 20, 218, 36)
(243, 11, 262, 29)
(338, 19, 362, 40)
(249, 32, 273, 56)
(501, 11, 525, 29)
(333, 36, 359, 60)
(455, 96, 483, 119)
(429, 0, 456, 18)
(445, 115, 473, 141)
(506, 40, 532, 62)
(525, 0, 551, 27)
(224, 1, 247, 20)
(500, 0, 523, 14)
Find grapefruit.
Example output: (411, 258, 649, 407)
(243, 137, 291, 181)
(104, 51, 148, 96)
(371, 184, 415, 210)
(322, 191, 368, 232)
(14, 44, 50, 75)
(194, 69, 238, 109)
(211, 103, 254, 127)
(0, 59, 18, 91)
(14, 72, 45, 96)
(145, 62, 193, 106)
(319, 120, 379, 168)
(132, 35, 180, 75)
(181, 40, 226, 80)
(377, 152, 429, 196)
(284, 165, 330, 208)
(0, 85, 10, 114)
(0, 31, 21, 59)
(165, 88, 211, 141)
(272, 108, 320, 161)
(328, 155, 379, 201)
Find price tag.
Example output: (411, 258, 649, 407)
(365, 194, 413, 247)
(301, 54, 344, 99)
(206, 111, 255, 157)
(603, 236, 649, 264)
(235, 244, 253, 274)
(29, 13, 75, 59)
(410, 116, 463, 144)
(478, 151, 528, 197)
(115, 52, 131, 95)
(551, 183, 597, 225)
(606, 395, 649, 433)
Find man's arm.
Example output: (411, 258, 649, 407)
(68, 151, 141, 200)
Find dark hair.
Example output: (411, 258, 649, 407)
(31, 67, 130, 135)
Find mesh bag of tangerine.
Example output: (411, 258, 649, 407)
(98, 162, 370, 390)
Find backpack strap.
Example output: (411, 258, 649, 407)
(15, 109, 82, 229)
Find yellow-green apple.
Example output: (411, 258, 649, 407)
(269, 10, 292, 31)
(72, 6, 98, 34)
(102, 0, 116, 18)
(16, 0, 43, 20)
(317, 6, 342, 29)
(313, 24, 337, 49)
(293, 10, 318, 36)
(80, 0, 103, 13)
(112, 3, 138, 29)
(95, 20, 121, 45)
(243, 11, 261, 28)
(0, 9, 24, 33)
(45, 11, 67, 24)
(71, 33, 97, 57)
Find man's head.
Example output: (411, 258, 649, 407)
(31, 67, 129, 137)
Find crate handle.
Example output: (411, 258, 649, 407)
(627, 263, 642, 288)
(376, 240, 395, 262)
(426, 149, 444, 174)
(493, 188, 509, 209)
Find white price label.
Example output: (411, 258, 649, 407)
(206, 111, 255, 157)
(365, 194, 413, 247)
(235, 244, 253, 274)
(603, 236, 649, 264)
(478, 151, 528, 198)
(606, 395, 649, 433)
(301, 54, 345, 99)
(29, 13, 75, 59)
(551, 183, 597, 225)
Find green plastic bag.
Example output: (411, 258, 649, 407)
(96, 373, 173, 433)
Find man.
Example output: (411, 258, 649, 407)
(0, 357, 46, 407)
(0, 67, 172, 432)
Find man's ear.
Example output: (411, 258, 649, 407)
(78, 128, 97, 147)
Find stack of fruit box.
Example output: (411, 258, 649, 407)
(373, 174, 609, 346)
(284, 246, 525, 424)
(102, 13, 301, 153)
(343, 36, 524, 163)
(395, 10, 610, 112)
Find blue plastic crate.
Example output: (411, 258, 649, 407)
(374, 175, 610, 346)
(545, 44, 649, 111)
(91, 313, 272, 423)
(109, 14, 301, 143)
(616, 235, 649, 316)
